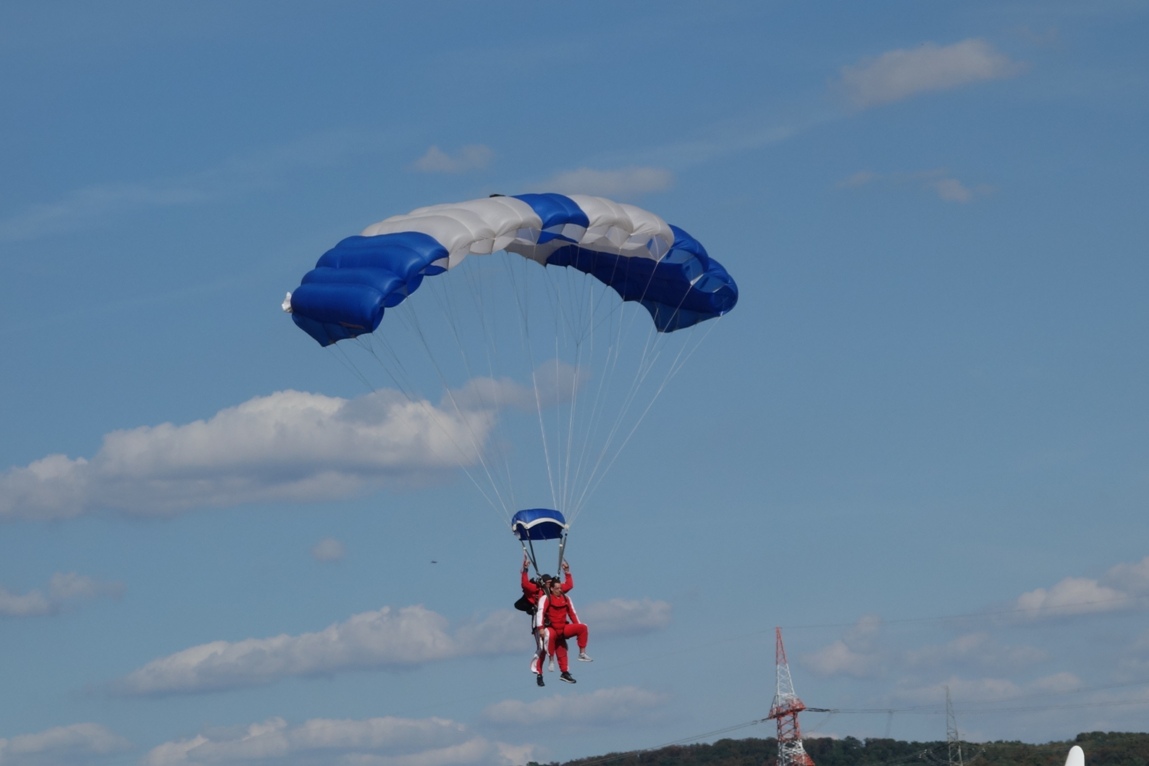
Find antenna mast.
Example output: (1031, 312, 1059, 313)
(767, 627, 815, 766)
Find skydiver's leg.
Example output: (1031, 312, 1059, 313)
(554, 635, 569, 673)
(531, 628, 547, 674)
(567, 622, 588, 651)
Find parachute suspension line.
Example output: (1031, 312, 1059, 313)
(505, 255, 561, 514)
(325, 341, 383, 395)
(563, 274, 626, 523)
(562, 248, 661, 524)
(377, 282, 517, 525)
(565, 235, 729, 507)
(530, 255, 624, 522)
(574, 330, 698, 510)
(566, 262, 724, 517)
(443, 256, 520, 514)
(353, 326, 511, 521)
(574, 317, 722, 512)
(567, 295, 655, 519)
(322, 328, 519, 521)
(432, 267, 526, 520)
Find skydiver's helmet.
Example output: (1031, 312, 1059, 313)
(537, 575, 554, 587)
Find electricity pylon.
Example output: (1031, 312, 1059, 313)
(767, 628, 815, 766)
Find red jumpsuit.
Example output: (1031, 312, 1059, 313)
(534, 589, 588, 673)
(522, 569, 572, 674)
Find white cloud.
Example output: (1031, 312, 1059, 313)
(412, 145, 493, 173)
(895, 672, 1081, 706)
(117, 598, 668, 695)
(483, 686, 668, 728)
(0, 722, 132, 764)
(0, 129, 386, 242)
(1016, 576, 1126, 619)
(804, 639, 876, 678)
(532, 166, 674, 198)
(0, 389, 494, 521)
(838, 39, 1025, 109)
(448, 360, 585, 412)
(118, 605, 459, 695)
(0, 572, 123, 618)
(311, 537, 346, 562)
(897, 676, 1024, 706)
(142, 715, 533, 766)
(1103, 556, 1149, 595)
(580, 598, 671, 634)
(803, 615, 882, 678)
(905, 632, 1047, 671)
(1012, 556, 1149, 620)
(835, 168, 993, 203)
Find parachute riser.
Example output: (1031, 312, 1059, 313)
(519, 533, 568, 582)
(557, 533, 568, 578)
(521, 539, 540, 578)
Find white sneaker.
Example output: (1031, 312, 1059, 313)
(578, 652, 593, 662)
(548, 658, 556, 672)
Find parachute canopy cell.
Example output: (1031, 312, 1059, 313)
(511, 508, 569, 541)
(285, 193, 738, 346)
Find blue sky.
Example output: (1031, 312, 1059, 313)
(2, 2, 1148, 764)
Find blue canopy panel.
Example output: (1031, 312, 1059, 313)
(539, 224, 738, 332)
(286, 194, 738, 346)
(511, 508, 569, 541)
(289, 232, 448, 346)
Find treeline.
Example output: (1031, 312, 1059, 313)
(535, 731, 1149, 766)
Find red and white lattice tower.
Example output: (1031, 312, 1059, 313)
(767, 627, 815, 766)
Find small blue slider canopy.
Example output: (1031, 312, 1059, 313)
(511, 508, 568, 541)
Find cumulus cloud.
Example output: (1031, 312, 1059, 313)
(895, 671, 1081, 706)
(533, 166, 674, 198)
(580, 598, 671, 634)
(1013, 555, 1149, 620)
(837, 38, 1025, 109)
(412, 145, 494, 173)
(0, 722, 132, 764)
(449, 360, 585, 412)
(836, 168, 993, 203)
(483, 686, 668, 728)
(117, 598, 667, 696)
(803, 615, 883, 678)
(0, 388, 495, 521)
(142, 715, 533, 766)
(804, 639, 876, 679)
(905, 632, 1047, 672)
(0, 572, 123, 618)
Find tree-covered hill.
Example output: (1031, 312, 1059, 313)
(533, 731, 1149, 766)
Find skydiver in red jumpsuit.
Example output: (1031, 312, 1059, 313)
(534, 569, 591, 684)
(521, 556, 572, 686)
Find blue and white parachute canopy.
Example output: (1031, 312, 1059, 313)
(284, 193, 738, 345)
(511, 508, 568, 541)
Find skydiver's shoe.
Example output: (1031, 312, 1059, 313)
(560, 672, 576, 684)
(578, 652, 593, 662)
(536, 674, 545, 687)
(548, 658, 556, 672)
